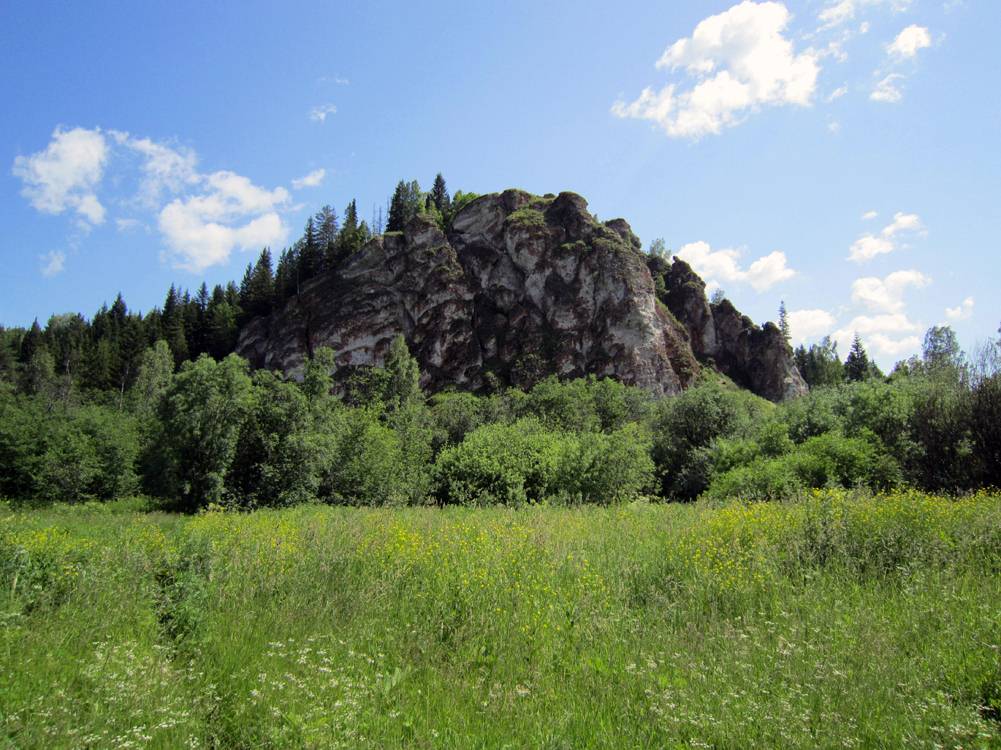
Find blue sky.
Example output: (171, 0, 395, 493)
(2, 0, 998, 367)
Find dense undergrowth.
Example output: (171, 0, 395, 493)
(1, 490, 1000, 748)
(2, 329, 1000, 511)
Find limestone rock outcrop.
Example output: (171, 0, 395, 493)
(237, 189, 806, 401)
(648, 256, 808, 401)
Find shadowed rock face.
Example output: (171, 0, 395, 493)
(237, 189, 805, 401)
(650, 257, 808, 402)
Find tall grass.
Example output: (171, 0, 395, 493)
(1, 490, 999, 748)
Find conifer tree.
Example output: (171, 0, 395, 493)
(844, 334, 870, 382)
(299, 217, 322, 280)
(162, 285, 189, 367)
(386, 179, 423, 232)
(240, 248, 275, 318)
(18, 320, 43, 364)
(430, 173, 450, 213)
(315, 205, 339, 254)
(778, 301, 790, 345)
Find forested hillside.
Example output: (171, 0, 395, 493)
(2, 175, 999, 510)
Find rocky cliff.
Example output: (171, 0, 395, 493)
(648, 256, 807, 401)
(236, 189, 806, 401)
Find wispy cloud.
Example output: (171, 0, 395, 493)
(291, 168, 326, 189)
(309, 104, 338, 123)
(40, 250, 66, 277)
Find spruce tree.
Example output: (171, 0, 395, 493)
(315, 205, 339, 254)
(386, 179, 423, 232)
(778, 301, 790, 345)
(430, 173, 450, 213)
(162, 285, 189, 367)
(844, 334, 870, 382)
(298, 218, 322, 280)
(240, 248, 275, 318)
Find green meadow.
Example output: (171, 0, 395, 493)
(2, 490, 999, 749)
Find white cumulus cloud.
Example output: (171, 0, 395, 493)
(676, 240, 796, 292)
(887, 24, 931, 58)
(788, 308, 837, 344)
(292, 168, 326, 189)
(612, 1, 819, 139)
(17, 125, 302, 272)
(945, 296, 974, 321)
(158, 171, 290, 272)
(12, 127, 109, 226)
(861, 210, 878, 220)
(851, 269, 930, 313)
(848, 211, 923, 261)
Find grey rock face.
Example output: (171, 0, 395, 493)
(651, 257, 808, 401)
(237, 190, 806, 401)
(237, 190, 698, 395)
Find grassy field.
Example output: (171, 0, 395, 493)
(1, 491, 1000, 749)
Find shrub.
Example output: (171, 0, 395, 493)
(434, 419, 653, 506)
(547, 423, 654, 504)
(704, 432, 900, 502)
(433, 419, 557, 506)
(652, 383, 766, 500)
(314, 407, 411, 506)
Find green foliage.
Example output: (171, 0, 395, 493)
(313, 407, 410, 506)
(434, 419, 556, 506)
(505, 207, 546, 229)
(130, 340, 174, 418)
(429, 391, 485, 449)
(794, 336, 844, 389)
(386, 179, 424, 232)
(0, 390, 138, 502)
(433, 418, 653, 506)
(971, 372, 1001, 486)
(302, 346, 336, 406)
(149, 355, 255, 510)
(384, 334, 422, 411)
(226, 370, 318, 508)
(844, 333, 871, 382)
(704, 432, 900, 502)
(651, 383, 768, 500)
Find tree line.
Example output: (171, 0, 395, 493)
(0, 173, 475, 396)
(1, 321, 999, 510)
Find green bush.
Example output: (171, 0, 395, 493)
(652, 383, 769, 500)
(704, 432, 900, 502)
(433, 419, 557, 505)
(434, 419, 653, 506)
(314, 407, 413, 506)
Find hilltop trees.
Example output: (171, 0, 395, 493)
(387, 180, 423, 232)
